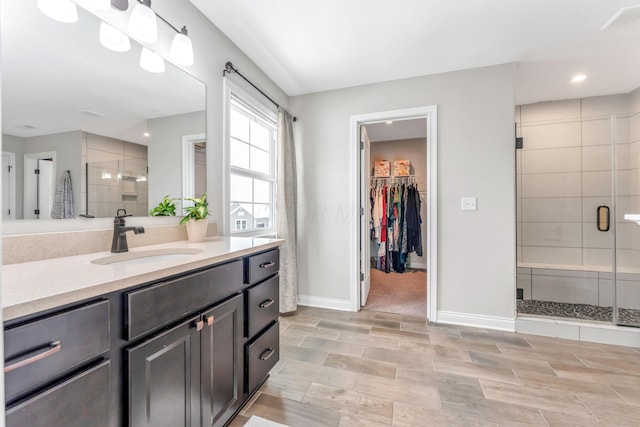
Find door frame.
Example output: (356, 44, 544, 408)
(2, 152, 17, 220)
(182, 133, 207, 210)
(349, 105, 438, 321)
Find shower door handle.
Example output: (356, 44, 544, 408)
(597, 206, 610, 232)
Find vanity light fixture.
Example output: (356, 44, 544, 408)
(37, 0, 78, 23)
(140, 47, 165, 73)
(99, 22, 131, 52)
(74, 0, 112, 11)
(571, 74, 587, 83)
(127, 0, 157, 44)
(170, 26, 194, 66)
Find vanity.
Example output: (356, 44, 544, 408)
(2, 237, 282, 427)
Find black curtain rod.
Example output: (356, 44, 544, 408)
(223, 61, 297, 122)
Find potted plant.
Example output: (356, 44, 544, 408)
(148, 195, 177, 216)
(180, 193, 210, 242)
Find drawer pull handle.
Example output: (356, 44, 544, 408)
(259, 299, 275, 309)
(206, 315, 215, 326)
(4, 340, 62, 373)
(193, 320, 204, 331)
(259, 348, 274, 361)
(259, 261, 275, 269)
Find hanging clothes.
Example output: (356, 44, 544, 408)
(369, 178, 423, 273)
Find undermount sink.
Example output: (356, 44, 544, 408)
(91, 248, 204, 266)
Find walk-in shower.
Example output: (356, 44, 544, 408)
(516, 93, 640, 327)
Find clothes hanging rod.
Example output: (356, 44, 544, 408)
(223, 61, 297, 122)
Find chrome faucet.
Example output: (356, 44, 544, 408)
(111, 209, 145, 253)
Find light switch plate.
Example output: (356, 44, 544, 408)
(461, 197, 477, 211)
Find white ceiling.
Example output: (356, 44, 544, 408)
(190, 0, 640, 104)
(365, 119, 426, 143)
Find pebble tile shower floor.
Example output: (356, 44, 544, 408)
(517, 300, 640, 325)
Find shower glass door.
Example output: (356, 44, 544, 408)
(614, 114, 640, 327)
(516, 101, 615, 324)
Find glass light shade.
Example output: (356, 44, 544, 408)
(37, 0, 78, 23)
(75, 0, 111, 11)
(170, 32, 194, 66)
(127, 1, 158, 44)
(140, 47, 165, 73)
(99, 22, 131, 52)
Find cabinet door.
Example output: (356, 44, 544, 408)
(128, 316, 201, 427)
(200, 295, 244, 427)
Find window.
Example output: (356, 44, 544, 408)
(227, 91, 277, 235)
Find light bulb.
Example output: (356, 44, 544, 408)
(99, 22, 131, 52)
(140, 47, 165, 73)
(75, 0, 111, 11)
(37, 0, 78, 23)
(127, 0, 157, 44)
(170, 26, 194, 66)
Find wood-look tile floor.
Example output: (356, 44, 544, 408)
(231, 306, 640, 426)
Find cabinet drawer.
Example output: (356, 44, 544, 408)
(246, 249, 279, 285)
(125, 260, 243, 340)
(245, 275, 279, 338)
(4, 300, 110, 402)
(6, 360, 110, 427)
(246, 321, 279, 393)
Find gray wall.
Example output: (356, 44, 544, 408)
(25, 131, 83, 218)
(147, 110, 205, 213)
(290, 63, 516, 320)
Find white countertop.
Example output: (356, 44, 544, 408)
(2, 237, 283, 321)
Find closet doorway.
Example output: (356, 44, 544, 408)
(350, 105, 438, 321)
(364, 119, 428, 316)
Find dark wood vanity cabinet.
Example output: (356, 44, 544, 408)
(3, 300, 111, 427)
(4, 247, 280, 427)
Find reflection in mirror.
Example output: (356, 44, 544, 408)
(1, 0, 206, 225)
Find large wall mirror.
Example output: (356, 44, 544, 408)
(1, 0, 206, 228)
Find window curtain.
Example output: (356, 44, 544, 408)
(277, 108, 298, 313)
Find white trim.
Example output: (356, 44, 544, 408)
(181, 133, 206, 210)
(349, 105, 438, 320)
(516, 316, 640, 348)
(2, 152, 16, 220)
(24, 151, 56, 220)
(438, 311, 516, 332)
(408, 263, 427, 270)
(297, 295, 353, 312)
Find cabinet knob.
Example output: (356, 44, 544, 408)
(193, 320, 204, 331)
(206, 315, 215, 326)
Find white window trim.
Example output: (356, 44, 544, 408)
(223, 79, 278, 237)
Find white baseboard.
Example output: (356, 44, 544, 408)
(297, 295, 353, 312)
(437, 311, 515, 332)
(408, 262, 427, 270)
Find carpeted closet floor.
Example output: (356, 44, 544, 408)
(363, 268, 427, 317)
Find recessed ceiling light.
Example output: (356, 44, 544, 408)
(144, 131, 150, 137)
(385, 121, 393, 125)
(571, 74, 587, 83)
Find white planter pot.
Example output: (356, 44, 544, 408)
(185, 218, 208, 242)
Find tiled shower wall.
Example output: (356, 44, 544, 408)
(516, 92, 640, 306)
